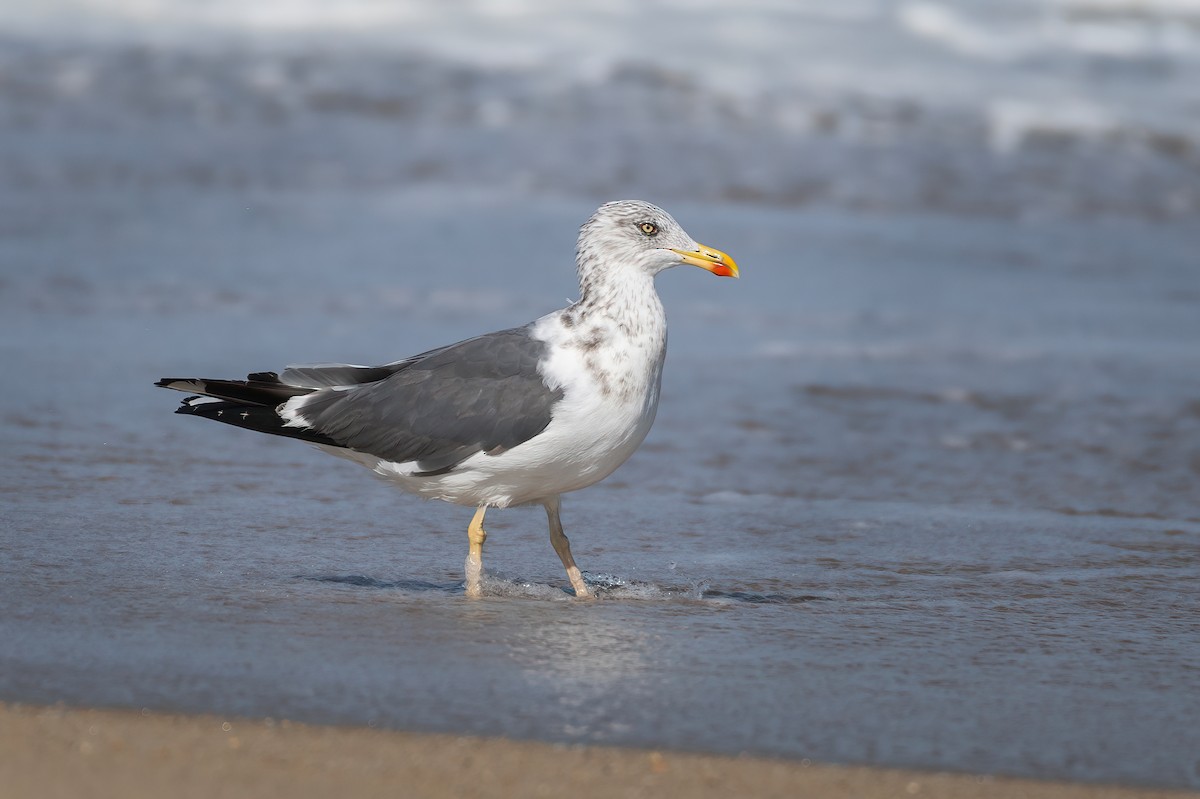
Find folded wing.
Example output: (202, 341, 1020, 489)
(157, 327, 563, 476)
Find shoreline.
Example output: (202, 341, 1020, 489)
(2, 702, 1192, 799)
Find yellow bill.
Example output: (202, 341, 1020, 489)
(670, 244, 739, 278)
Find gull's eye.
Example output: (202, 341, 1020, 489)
(639, 222, 659, 236)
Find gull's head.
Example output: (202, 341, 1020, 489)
(577, 200, 739, 280)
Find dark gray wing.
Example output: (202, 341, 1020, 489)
(291, 327, 563, 475)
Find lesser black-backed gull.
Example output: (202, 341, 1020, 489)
(156, 200, 739, 597)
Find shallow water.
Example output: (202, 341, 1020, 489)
(2, 3, 1200, 789)
(2, 188, 1198, 789)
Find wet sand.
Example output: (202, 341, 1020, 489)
(2, 702, 1191, 799)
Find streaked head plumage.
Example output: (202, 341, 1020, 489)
(576, 200, 739, 281)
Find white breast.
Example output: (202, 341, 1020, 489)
(525, 306, 667, 489)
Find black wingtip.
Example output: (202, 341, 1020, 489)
(155, 376, 309, 405)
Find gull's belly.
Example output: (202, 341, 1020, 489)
(529, 388, 660, 491)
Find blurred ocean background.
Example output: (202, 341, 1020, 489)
(2, 0, 1199, 790)
(3, 0, 1200, 216)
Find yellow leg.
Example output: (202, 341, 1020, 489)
(544, 497, 591, 598)
(465, 505, 487, 598)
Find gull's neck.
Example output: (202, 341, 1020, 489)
(549, 255, 668, 410)
(567, 259, 665, 342)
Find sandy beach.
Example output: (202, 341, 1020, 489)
(1, 702, 1192, 799)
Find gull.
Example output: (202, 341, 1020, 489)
(156, 200, 739, 597)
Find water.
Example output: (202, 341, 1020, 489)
(2, 1, 1200, 791)
(2, 0, 1199, 218)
